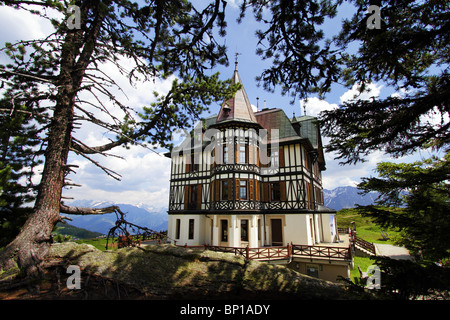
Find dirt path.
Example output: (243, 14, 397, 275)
(374, 244, 411, 260)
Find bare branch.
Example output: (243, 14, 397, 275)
(0, 67, 56, 84)
(60, 203, 119, 215)
(71, 137, 124, 159)
(69, 146, 122, 181)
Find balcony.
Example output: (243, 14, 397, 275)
(212, 163, 260, 174)
(210, 200, 263, 210)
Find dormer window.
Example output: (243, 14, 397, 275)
(223, 105, 231, 118)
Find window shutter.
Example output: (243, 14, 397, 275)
(257, 146, 260, 166)
(215, 180, 220, 202)
(227, 179, 232, 200)
(235, 179, 240, 200)
(256, 180, 260, 201)
(210, 181, 214, 203)
(245, 144, 249, 164)
(279, 146, 285, 167)
(196, 184, 202, 209)
(185, 160, 190, 173)
(263, 183, 269, 202)
(249, 179, 254, 200)
(184, 185, 189, 209)
(280, 181, 286, 201)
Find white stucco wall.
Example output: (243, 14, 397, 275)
(169, 212, 335, 247)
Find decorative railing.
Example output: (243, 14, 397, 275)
(337, 227, 351, 234)
(354, 236, 376, 255)
(177, 243, 353, 262)
(337, 227, 376, 255)
(213, 163, 260, 174)
(247, 246, 292, 260)
(210, 200, 263, 210)
(291, 244, 352, 262)
(206, 245, 291, 261)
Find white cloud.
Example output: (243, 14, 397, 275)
(64, 144, 171, 209)
(322, 148, 385, 190)
(0, 6, 57, 44)
(339, 82, 383, 104)
(227, 0, 244, 9)
(300, 97, 338, 117)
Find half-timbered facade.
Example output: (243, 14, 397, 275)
(166, 66, 338, 251)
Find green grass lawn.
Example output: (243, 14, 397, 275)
(76, 237, 110, 251)
(336, 208, 401, 283)
(350, 256, 378, 281)
(336, 208, 399, 245)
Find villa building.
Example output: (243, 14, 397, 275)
(165, 65, 351, 282)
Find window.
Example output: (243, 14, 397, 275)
(223, 146, 229, 164)
(188, 219, 194, 240)
(187, 185, 198, 210)
(175, 219, 181, 239)
(270, 149, 279, 168)
(257, 219, 261, 241)
(221, 180, 229, 200)
(270, 182, 281, 201)
(239, 145, 246, 163)
(239, 180, 247, 200)
(241, 219, 249, 242)
(306, 265, 319, 278)
(220, 220, 228, 242)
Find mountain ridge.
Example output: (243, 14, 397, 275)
(323, 186, 379, 211)
(64, 200, 168, 235)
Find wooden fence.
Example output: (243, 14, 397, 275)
(178, 243, 352, 262)
(173, 225, 374, 262)
(354, 236, 376, 255)
(291, 244, 352, 262)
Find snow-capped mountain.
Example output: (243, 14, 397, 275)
(63, 200, 168, 234)
(323, 186, 380, 211)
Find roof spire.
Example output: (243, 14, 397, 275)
(234, 51, 241, 70)
(216, 61, 258, 124)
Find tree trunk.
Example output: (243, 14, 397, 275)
(0, 32, 80, 276)
(0, 2, 108, 276)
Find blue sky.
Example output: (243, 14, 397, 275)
(0, 2, 441, 210)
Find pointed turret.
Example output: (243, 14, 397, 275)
(216, 64, 257, 124)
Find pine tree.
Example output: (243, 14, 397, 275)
(0, 0, 236, 276)
(241, 0, 449, 298)
(239, 0, 449, 156)
(357, 153, 450, 262)
(0, 98, 45, 247)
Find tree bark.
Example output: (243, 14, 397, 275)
(0, 39, 77, 276)
(0, 7, 104, 275)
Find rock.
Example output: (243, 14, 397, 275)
(47, 242, 362, 299)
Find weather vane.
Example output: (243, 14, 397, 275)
(234, 51, 241, 69)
